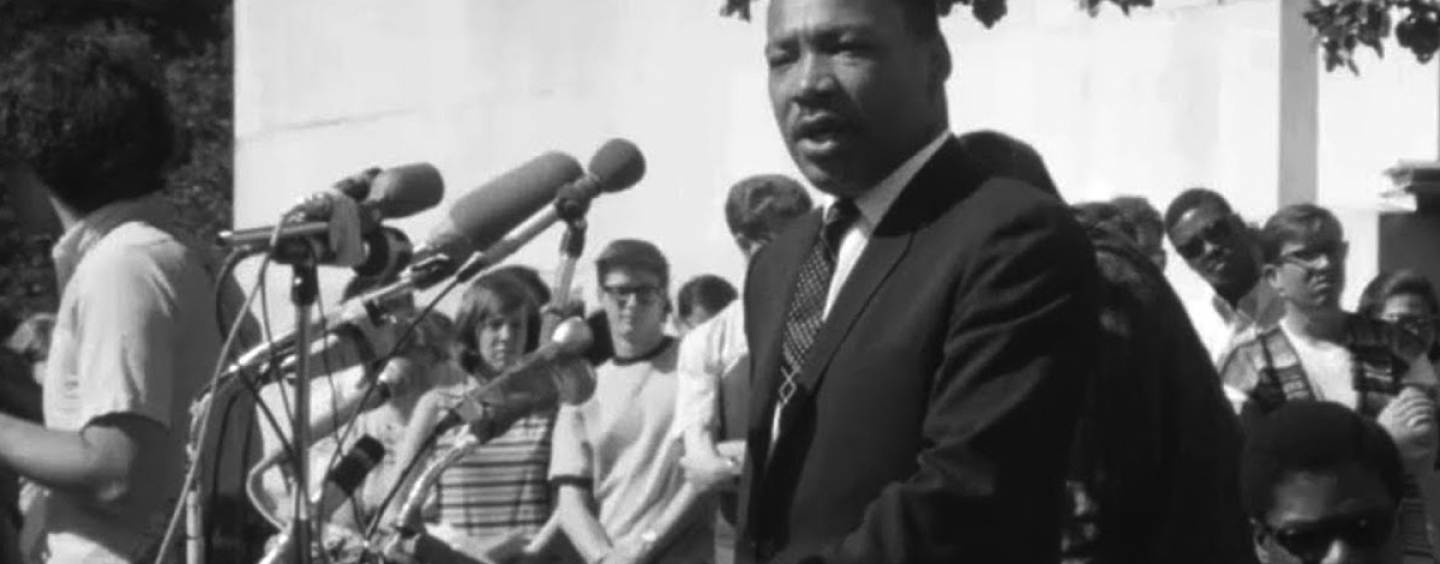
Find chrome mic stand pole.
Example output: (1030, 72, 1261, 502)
(288, 260, 319, 564)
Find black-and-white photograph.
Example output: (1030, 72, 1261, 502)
(4, 0, 1440, 562)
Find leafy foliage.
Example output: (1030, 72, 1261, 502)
(722, 0, 1437, 72)
(1304, 0, 1440, 72)
(720, 0, 1152, 28)
(0, 0, 232, 318)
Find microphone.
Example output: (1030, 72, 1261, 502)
(435, 318, 596, 435)
(258, 436, 386, 564)
(451, 139, 646, 281)
(414, 152, 585, 269)
(222, 153, 581, 380)
(220, 163, 444, 261)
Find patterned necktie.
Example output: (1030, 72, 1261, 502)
(776, 199, 860, 412)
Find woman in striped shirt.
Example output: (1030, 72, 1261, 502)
(389, 270, 557, 562)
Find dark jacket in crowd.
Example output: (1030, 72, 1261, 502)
(1063, 223, 1256, 564)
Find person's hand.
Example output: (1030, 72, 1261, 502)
(681, 452, 740, 492)
(1378, 386, 1439, 473)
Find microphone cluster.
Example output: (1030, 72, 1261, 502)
(215, 139, 642, 564)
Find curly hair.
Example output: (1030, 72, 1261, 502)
(452, 271, 541, 375)
(0, 33, 174, 214)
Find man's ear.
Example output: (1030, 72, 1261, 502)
(1264, 264, 1283, 293)
(1252, 524, 1272, 564)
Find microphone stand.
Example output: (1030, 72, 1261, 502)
(287, 260, 320, 564)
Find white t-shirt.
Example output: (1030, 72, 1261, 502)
(549, 338, 712, 564)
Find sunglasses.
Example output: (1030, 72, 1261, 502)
(1259, 513, 1393, 561)
(601, 284, 663, 305)
(1174, 219, 1237, 260)
(1389, 313, 1440, 334)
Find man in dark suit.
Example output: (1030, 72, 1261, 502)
(737, 0, 1102, 563)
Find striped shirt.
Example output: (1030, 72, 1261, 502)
(430, 408, 556, 537)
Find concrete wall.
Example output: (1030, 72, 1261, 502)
(235, 0, 1440, 327)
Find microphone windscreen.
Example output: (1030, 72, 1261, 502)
(425, 152, 584, 259)
(587, 139, 646, 194)
(329, 435, 385, 495)
(369, 163, 446, 219)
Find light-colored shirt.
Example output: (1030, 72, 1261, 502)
(24, 196, 232, 564)
(1199, 280, 1284, 369)
(771, 131, 950, 448)
(672, 303, 747, 442)
(548, 339, 712, 564)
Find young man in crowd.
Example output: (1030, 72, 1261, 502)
(1165, 187, 1284, 369)
(1223, 203, 1440, 563)
(672, 174, 813, 564)
(1242, 401, 1411, 564)
(0, 35, 256, 562)
(549, 239, 712, 564)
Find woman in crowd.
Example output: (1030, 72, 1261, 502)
(1360, 269, 1440, 367)
(388, 271, 557, 562)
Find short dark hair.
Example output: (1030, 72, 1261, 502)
(595, 239, 670, 289)
(956, 130, 1057, 195)
(677, 275, 738, 320)
(1359, 269, 1440, 320)
(1111, 196, 1163, 237)
(1259, 203, 1343, 265)
(0, 33, 174, 214)
(453, 271, 542, 374)
(1240, 400, 1404, 520)
(724, 174, 814, 242)
(490, 264, 552, 305)
(899, 0, 943, 39)
(1163, 188, 1232, 232)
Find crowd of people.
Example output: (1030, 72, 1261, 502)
(4, 0, 1440, 562)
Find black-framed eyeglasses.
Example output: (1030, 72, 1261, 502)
(1257, 513, 1394, 561)
(1174, 219, 1237, 260)
(1279, 241, 1348, 270)
(1389, 313, 1440, 335)
(600, 284, 662, 305)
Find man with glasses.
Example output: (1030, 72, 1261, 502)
(548, 239, 713, 564)
(1165, 188, 1284, 369)
(1222, 204, 1440, 564)
(1242, 400, 1408, 564)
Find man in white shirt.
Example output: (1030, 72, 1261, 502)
(0, 35, 256, 563)
(673, 175, 813, 564)
(1164, 188, 1283, 370)
(1221, 203, 1440, 564)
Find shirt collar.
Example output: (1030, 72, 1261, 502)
(1212, 278, 1283, 326)
(828, 131, 950, 228)
(51, 194, 168, 286)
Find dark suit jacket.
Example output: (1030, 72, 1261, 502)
(738, 136, 1102, 564)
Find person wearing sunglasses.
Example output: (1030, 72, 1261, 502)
(1360, 270, 1440, 370)
(547, 239, 714, 564)
(1242, 400, 1408, 564)
(1164, 188, 1284, 371)
(1222, 204, 1440, 564)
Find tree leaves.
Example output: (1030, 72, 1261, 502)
(0, 0, 232, 317)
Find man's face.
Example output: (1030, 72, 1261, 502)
(1167, 204, 1255, 290)
(1256, 468, 1399, 564)
(599, 267, 668, 347)
(766, 0, 945, 198)
(1266, 225, 1348, 313)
